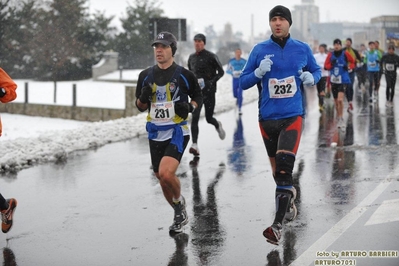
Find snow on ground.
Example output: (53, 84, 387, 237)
(0, 69, 259, 173)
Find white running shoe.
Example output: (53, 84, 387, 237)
(386, 101, 393, 108)
(216, 121, 226, 140)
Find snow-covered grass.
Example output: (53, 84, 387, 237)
(0, 69, 259, 173)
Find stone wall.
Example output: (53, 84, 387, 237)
(0, 86, 139, 122)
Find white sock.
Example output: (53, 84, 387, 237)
(173, 195, 182, 203)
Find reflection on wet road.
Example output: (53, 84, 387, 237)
(292, 82, 399, 266)
(1, 81, 399, 265)
(190, 162, 226, 265)
(228, 116, 248, 176)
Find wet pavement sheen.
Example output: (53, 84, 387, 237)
(1, 81, 399, 266)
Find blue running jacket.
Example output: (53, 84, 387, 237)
(240, 37, 321, 121)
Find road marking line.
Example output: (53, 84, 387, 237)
(365, 198, 399, 226)
(290, 176, 393, 266)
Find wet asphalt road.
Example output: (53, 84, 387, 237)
(1, 82, 399, 266)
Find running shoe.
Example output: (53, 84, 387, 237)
(169, 196, 188, 233)
(189, 143, 200, 156)
(1, 198, 17, 233)
(319, 104, 324, 113)
(216, 121, 226, 140)
(263, 222, 282, 245)
(284, 187, 297, 222)
(386, 101, 393, 108)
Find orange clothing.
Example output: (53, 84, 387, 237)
(324, 50, 356, 71)
(0, 68, 17, 103)
(0, 68, 18, 136)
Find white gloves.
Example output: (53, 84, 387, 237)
(254, 58, 273, 78)
(232, 71, 241, 78)
(299, 71, 314, 86)
(253, 60, 314, 86)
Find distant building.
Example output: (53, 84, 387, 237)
(291, 1, 399, 52)
(311, 22, 343, 49)
(349, 16, 399, 51)
(291, 0, 319, 44)
(311, 22, 369, 49)
(370, 16, 399, 51)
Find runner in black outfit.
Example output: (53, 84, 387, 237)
(380, 44, 399, 107)
(136, 32, 203, 234)
(187, 33, 225, 157)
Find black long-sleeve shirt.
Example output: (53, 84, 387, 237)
(187, 49, 224, 95)
(380, 53, 399, 77)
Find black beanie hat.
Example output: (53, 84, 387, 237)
(194, 33, 206, 45)
(269, 5, 292, 26)
(333, 38, 342, 46)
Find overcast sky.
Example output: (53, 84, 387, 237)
(89, 0, 399, 40)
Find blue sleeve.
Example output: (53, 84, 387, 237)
(226, 59, 233, 75)
(239, 45, 261, 90)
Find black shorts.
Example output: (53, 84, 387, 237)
(259, 116, 303, 157)
(331, 83, 346, 99)
(149, 135, 190, 173)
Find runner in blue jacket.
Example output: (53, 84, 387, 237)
(226, 48, 247, 114)
(240, 5, 321, 245)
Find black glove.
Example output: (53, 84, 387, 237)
(343, 65, 348, 71)
(174, 102, 194, 119)
(331, 59, 337, 65)
(139, 86, 153, 104)
(0, 88, 6, 98)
